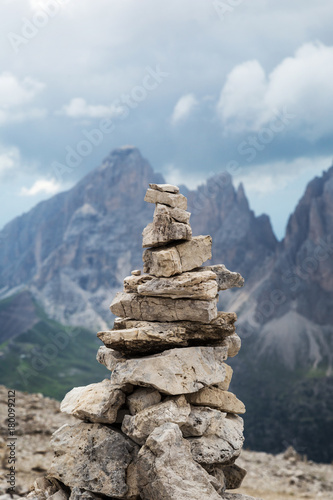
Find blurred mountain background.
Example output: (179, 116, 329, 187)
(0, 146, 332, 463)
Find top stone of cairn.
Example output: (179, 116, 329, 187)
(149, 183, 180, 194)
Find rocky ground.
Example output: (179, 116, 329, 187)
(0, 385, 332, 499)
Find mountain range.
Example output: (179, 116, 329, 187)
(0, 145, 332, 462)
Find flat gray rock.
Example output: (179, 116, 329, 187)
(124, 269, 218, 300)
(144, 188, 187, 209)
(221, 463, 247, 490)
(98, 323, 238, 356)
(49, 422, 139, 498)
(149, 183, 180, 194)
(97, 345, 229, 395)
(110, 292, 218, 323)
(143, 235, 212, 277)
(122, 395, 191, 445)
(60, 379, 125, 424)
(181, 406, 227, 438)
(142, 205, 192, 248)
(137, 422, 222, 500)
(154, 202, 191, 223)
(114, 311, 237, 339)
(200, 265, 244, 290)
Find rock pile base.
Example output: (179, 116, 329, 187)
(28, 183, 262, 500)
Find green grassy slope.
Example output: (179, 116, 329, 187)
(0, 293, 109, 400)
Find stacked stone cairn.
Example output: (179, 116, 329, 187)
(28, 184, 262, 500)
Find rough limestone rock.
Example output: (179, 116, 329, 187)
(110, 291, 218, 323)
(127, 387, 162, 415)
(70, 488, 103, 499)
(201, 265, 244, 291)
(144, 188, 187, 210)
(137, 422, 222, 500)
(49, 422, 139, 498)
(214, 364, 233, 391)
(187, 414, 244, 465)
(154, 202, 191, 223)
(124, 269, 218, 300)
(142, 210, 192, 247)
(223, 495, 263, 500)
(225, 333, 241, 357)
(122, 395, 191, 445)
(149, 183, 179, 193)
(143, 235, 212, 277)
(181, 406, 227, 437)
(98, 324, 238, 356)
(97, 345, 229, 395)
(114, 311, 237, 339)
(60, 379, 125, 424)
(187, 387, 246, 414)
(202, 464, 226, 494)
(222, 463, 247, 489)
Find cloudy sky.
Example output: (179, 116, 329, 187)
(1, 0, 332, 238)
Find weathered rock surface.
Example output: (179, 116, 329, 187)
(200, 265, 244, 291)
(98, 324, 238, 356)
(98, 345, 229, 395)
(114, 311, 237, 339)
(144, 188, 187, 209)
(60, 379, 125, 424)
(149, 183, 179, 194)
(214, 363, 233, 391)
(187, 388, 246, 414)
(127, 387, 162, 415)
(143, 235, 212, 277)
(142, 212, 192, 247)
(181, 406, 227, 437)
(222, 494, 262, 500)
(110, 292, 218, 323)
(187, 414, 244, 465)
(122, 395, 191, 445)
(49, 422, 139, 498)
(69, 487, 103, 499)
(154, 202, 191, 223)
(222, 463, 247, 489)
(137, 422, 222, 500)
(124, 269, 218, 300)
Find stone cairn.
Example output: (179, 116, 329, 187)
(28, 184, 262, 500)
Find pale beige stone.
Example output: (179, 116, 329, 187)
(124, 270, 217, 300)
(127, 387, 162, 415)
(49, 422, 139, 498)
(97, 346, 228, 395)
(131, 269, 141, 276)
(226, 333, 241, 357)
(60, 379, 125, 424)
(155, 203, 191, 224)
(188, 414, 244, 465)
(214, 363, 233, 391)
(142, 218, 192, 248)
(143, 235, 212, 277)
(144, 188, 187, 209)
(122, 395, 191, 445)
(137, 422, 222, 500)
(98, 323, 237, 356)
(149, 183, 179, 193)
(110, 292, 218, 323)
(114, 311, 237, 340)
(187, 388, 246, 414)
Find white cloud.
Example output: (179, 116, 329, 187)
(171, 93, 198, 124)
(0, 146, 20, 178)
(0, 72, 45, 109)
(217, 42, 333, 140)
(0, 72, 46, 124)
(234, 156, 332, 196)
(58, 97, 124, 119)
(20, 178, 62, 196)
(164, 163, 205, 190)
